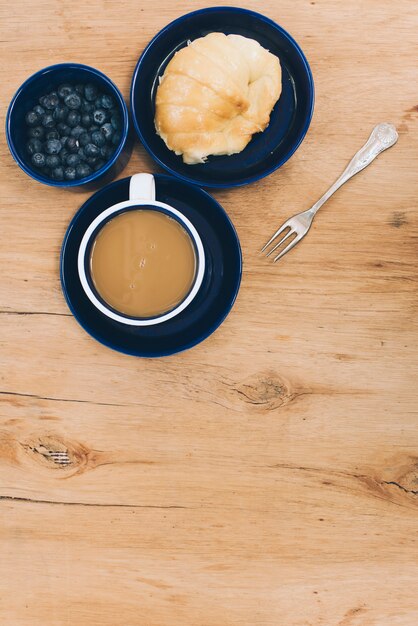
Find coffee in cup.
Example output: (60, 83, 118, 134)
(78, 173, 205, 326)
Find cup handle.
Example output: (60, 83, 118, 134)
(129, 173, 156, 202)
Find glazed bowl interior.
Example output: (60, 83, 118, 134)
(130, 7, 314, 188)
(6, 63, 129, 188)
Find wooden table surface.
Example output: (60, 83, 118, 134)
(1, 1, 417, 624)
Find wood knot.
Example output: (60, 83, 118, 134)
(403, 105, 418, 122)
(337, 605, 368, 625)
(380, 457, 418, 497)
(357, 455, 418, 508)
(389, 211, 408, 228)
(233, 371, 301, 410)
(20, 434, 91, 477)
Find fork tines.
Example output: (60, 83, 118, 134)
(261, 209, 314, 263)
(261, 221, 301, 262)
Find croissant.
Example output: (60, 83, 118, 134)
(154, 33, 282, 164)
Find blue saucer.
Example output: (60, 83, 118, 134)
(130, 7, 314, 188)
(60, 175, 242, 357)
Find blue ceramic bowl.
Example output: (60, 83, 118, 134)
(6, 63, 130, 189)
(130, 6, 314, 188)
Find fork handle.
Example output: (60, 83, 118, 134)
(309, 123, 398, 215)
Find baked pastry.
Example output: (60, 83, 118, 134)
(154, 33, 282, 164)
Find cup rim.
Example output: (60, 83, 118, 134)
(5, 62, 129, 188)
(77, 200, 206, 326)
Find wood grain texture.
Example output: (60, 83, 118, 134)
(1, 1, 417, 624)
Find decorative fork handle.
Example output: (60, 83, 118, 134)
(309, 123, 398, 215)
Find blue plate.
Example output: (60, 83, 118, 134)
(60, 175, 242, 357)
(130, 6, 314, 188)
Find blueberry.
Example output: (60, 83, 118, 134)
(67, 110, 81, 127)
(112, 130, 122, 146)
(66, 153, 80, 167)
(40, 93, 58, 110)
(64, 166, 77, 180)
(64, 93, 81, 109)
(66, 137, 79, 153)
(88, 125, 100, 133)
(75, 84, 84, 96)
(100, 94, 114, 109)
(31, 152, 46, 168)
(110, 113, 121, 130)
(93, 159, 106, 172)
(100, 144, 114, 160)
(41, 113, 55, 128)
(28, 126, 45, 139)
(94, 96, 102, 109)
(77, 147, 87, 160)
(60, 135, 69, 147)
(57, 84, 73, 99)
(25, 110, 39, 126)
(91, 130, 106, 147)
(39, 95, 51, 109)
(86, 156, 99, 166)
(45, 154, 61, 168)
(46, 130, 60, 140)
(53, 104, 68, 122)
(81, 113, 92, 127)
(52, 166, 64, 180)
(76, 163, 92, 178)
(59, 148, 68, 163)
(45, 139, 62, 155)
(92, 109, 107, 125)
(78, 132, 90, 147)
(57, 122, 71, 135)
(48, 92, 60, 108)
(84, 143, 100, 158)
(84, 83, 98, 102)
(33, 104, 45, 117)
(81, 100, 94, 113)
(70, 125, 85, 139)
(27, 138, 43, 155)
(100, 122, 113, 140)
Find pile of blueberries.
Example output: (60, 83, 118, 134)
(25, 82, 122, 181)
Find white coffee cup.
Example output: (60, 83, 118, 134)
(78, 173, 205, 326)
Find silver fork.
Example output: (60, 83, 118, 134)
(262, 123, 398, 263)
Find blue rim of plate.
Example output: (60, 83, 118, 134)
(130, 6, 314, 188)
(60, 174, 242, 357)
(6, 62, 129, 188)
